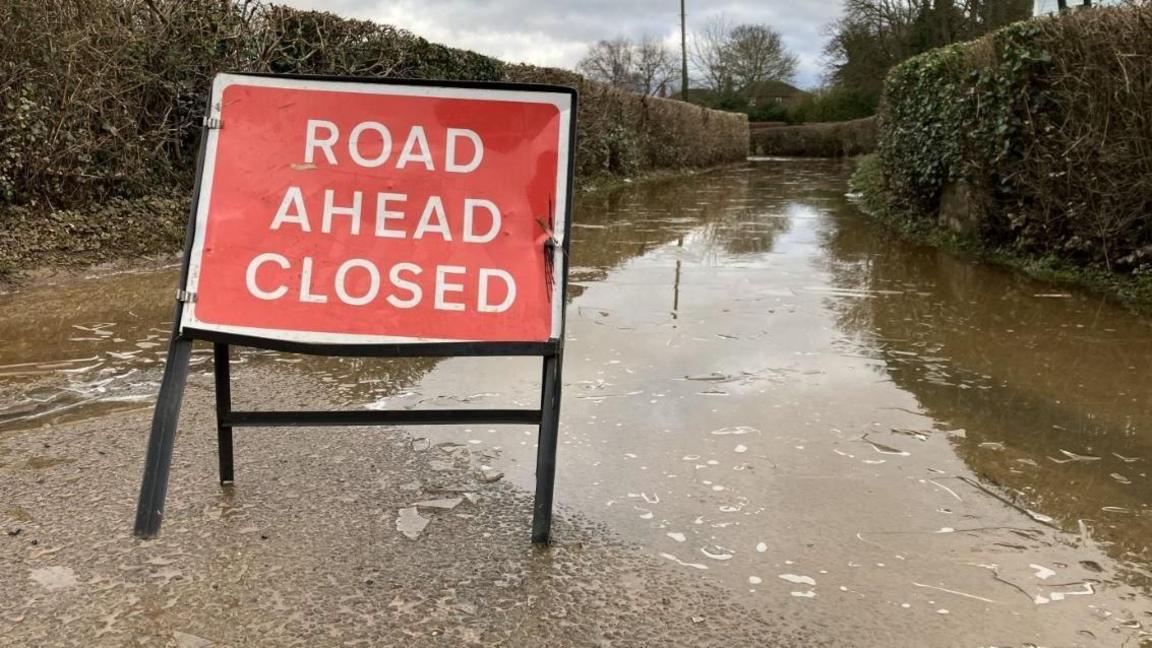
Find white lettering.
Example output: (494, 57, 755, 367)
(304, 120, 339, 165)
(348, 122, 393, 168)
(396, 126, 434, 170)
(446, 128, 484, 173)
(414, 196, 451, 241)
(434, 265, 466, 311)
(306, 121, 486, 172)
(299, 257, 328, 304)
(322, 190, 362, 235)
(478, 268, 516, 313)
(463, 198, 501, 244)
(387, 262, 423, 309)
(243, 257, 524, 315)
(245, 253, 290, 300)
(374, 193, 407, 238)
(334, 258, 380, 306)
(271, 186, 311, 232)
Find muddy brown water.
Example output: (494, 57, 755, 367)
(1, 159, 1150, 645)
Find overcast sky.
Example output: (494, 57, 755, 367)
(281, 1, 844, 89)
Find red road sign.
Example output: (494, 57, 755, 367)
(181, 74, 574, 344)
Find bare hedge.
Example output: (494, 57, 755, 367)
(874, 4, 1152, 272)
(0, 0, 747, 211)
(749, 117, 877, 157)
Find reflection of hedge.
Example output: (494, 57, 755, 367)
(0, 1, 746, 211)
(749, 118, 876, 157)
(873, 5, 1152, 272)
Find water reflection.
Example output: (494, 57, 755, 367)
(0, 166, 785, 432)
(821, 195, 1152, 573)
(0, 265, 439, 431)
(391, 162, 1151, 641)
(0, 268, 182, 430)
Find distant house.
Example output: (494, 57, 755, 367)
(744, 80, 811, 108)
(1034, 0, 1124, 15)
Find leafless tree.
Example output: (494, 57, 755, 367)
(578, 36, 677, 96)
(824, 0, 1031, 99)
(633, 36, 677, 95)
(691, 17, 798, 96)
(690, 15, 736, 95)
(726, 24, 798, 91)
(577, 38, 637, 90)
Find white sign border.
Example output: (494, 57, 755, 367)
(179, 73, 573, 345)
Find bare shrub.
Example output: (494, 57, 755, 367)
(1020, 6, 1152, 269)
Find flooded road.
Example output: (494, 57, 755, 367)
(2, 159, 1150, 645)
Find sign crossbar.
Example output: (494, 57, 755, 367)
(221, 407, 545, 427)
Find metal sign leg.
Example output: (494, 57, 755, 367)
(133, 336, 194, 538)
(531, 352, 563, 544)
(213, 343, 234, 484)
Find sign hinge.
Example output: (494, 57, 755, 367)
(203, 117, 223, 129)
(176, 289, 197, 303)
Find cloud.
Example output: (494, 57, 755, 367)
(280, 0, 842, 88)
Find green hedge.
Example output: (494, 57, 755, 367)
(507, 66, 747, 179)
(873, 5, 1152, 272)
(784, 88, 878, 125)
(0, 1, 745, 272)
(0, 1, 746, 208)
(750, 117, 876, 157)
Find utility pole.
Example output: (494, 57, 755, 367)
(680, 0, 689, 103)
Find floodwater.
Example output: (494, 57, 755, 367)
(1, 159, 1150, 645)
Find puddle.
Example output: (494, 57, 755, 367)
(28, 566, 79, 592)
(0, 270, 440, 433)
(395, 507, 429, 540)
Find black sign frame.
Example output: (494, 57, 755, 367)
(134, 73, 577, 545)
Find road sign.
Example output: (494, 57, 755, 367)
(183, 74, 570, 344)
(135, 73, 576, 544)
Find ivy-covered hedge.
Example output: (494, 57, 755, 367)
(872, 5, 1152, 272)
(0, 1, 746, 272)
